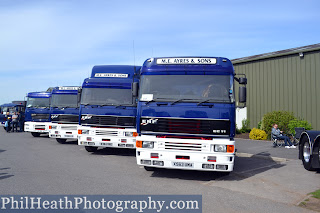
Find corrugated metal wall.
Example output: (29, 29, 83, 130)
(233, 50, 320, 130)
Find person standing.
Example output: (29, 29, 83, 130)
(17, 111, 24, 132)
(11, 112, 18, 132)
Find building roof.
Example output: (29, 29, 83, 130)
(232, 43, 320, 64)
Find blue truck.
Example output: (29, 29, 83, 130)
(299, 131, 320, 171)
(77, 65, 140, 152)
(135, 57, 247, 172)
(24, 91, 52, 137)
(0, 101, 26, 129)
(48, 86, 81, 143)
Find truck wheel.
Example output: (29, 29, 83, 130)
(31, 132, 40, 137)
(85, 146, 98, 152)
(56, 138, 67, 144)
(301, 136, 315, 171)
(144, 166, 155, 171)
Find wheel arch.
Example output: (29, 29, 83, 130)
(299, 132, 311, 160)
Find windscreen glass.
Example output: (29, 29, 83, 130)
(81, 88, 133, 106)
(139, 75, 233, 102)
(51, 94, 78, 108)
(26, 98, 50, 108)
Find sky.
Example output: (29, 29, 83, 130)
(0, 0, 319, 104)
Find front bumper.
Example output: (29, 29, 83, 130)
(24, 122, 50, 133)
(77, 126, 137, 149)
(136, 135, 235, 172)
(49, 123, 79, 139)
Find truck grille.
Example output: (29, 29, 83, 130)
(61, 125, 78, 130)
(165, 141, 203, 152)
(31, 114, 50, 121)
(81, 115, 135, 127)
(51, 114, 79, 123)
(95, 129, 119, 136)
(140, 117, 230, 136)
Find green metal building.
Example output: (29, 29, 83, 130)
(232, 43, 320, 130)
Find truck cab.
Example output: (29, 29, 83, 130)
(78, 65, 140, 152)
(24, 92, 51, 137)
(49, 86, 81, 143)
(136, 57, 246, 172)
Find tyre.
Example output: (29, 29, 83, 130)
(56, 138, 67, 144)
(301, 136, 315, 171)
(31, 132, 40, 137)
(85, 146, 98, 152)
(144, 166, 155, 171)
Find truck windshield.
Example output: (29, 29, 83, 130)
(139, 75, 233, 102)
(81, 88, 133, 106)
(26, 98, 50, 108)
(51, 94, 78, 108)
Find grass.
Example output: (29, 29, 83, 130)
(309, 189, 320, 199)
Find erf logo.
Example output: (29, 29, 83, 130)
(141, 118, 158, 125)
(81, 115, 92, 120)
(51, 115, 59, 119)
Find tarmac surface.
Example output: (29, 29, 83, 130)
(0, 128, 319, 213)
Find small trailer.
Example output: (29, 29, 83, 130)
(299, 131, 320, 171)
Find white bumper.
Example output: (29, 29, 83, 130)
(78, 126, 137, 149)
(49, 123, 79, 139)
(24, 121, 50, 133)
(136, 135, 235, 172)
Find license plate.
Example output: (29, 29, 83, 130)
(172, 162, 194, 168)
(64, 135, 74, 138)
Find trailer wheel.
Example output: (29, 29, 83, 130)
(56, 138, 67, 144)
(85, 146, 98, 152)
(301, 136, 315, 171)
(144, 166, 155, 171)
(31, 132, 40, 137)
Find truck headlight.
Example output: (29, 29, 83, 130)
(125, 132, 133, 137)
(78, 129, 89, 134)
(124, 132, 138, 137)
(82, 130, 90, 134)
(214, 145, 227, 152)
(51, 126, 57, 130)
(142, 141, 154, 149)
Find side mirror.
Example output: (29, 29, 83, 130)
(132, 82, 139, 97)
(239, 87, 247, 103)
(238, 77, 247, 85)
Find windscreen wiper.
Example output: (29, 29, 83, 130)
(197, 99, 212, 106)
(197, 99, 229, 105)
(171, 99, 193, 105)
(145, 100, 155, 105)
